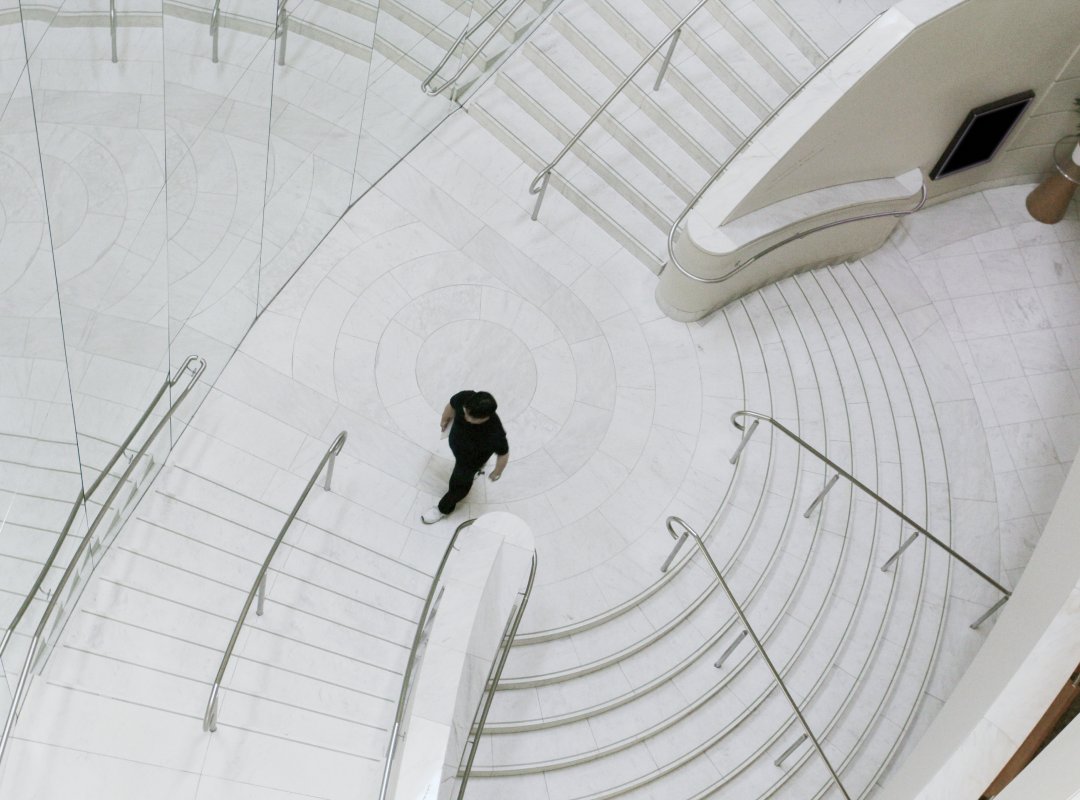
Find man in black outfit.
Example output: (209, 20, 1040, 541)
(422, 390, 509, 524)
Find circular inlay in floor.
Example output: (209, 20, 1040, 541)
(415, 318, 537, 421)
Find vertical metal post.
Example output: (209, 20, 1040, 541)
(206, 689, 219, 732)
(276, 0, 287, 67)
(774, 732, 808, 767)
(210, 0, 220, 64)
(110, 0, 118, 63)
(256, 573, 266, 616)
(660, 531, 689, 573)
(531, 172, 551, 221)
(970, 595, 1009, 630)
(803, 473, 840, 519)
(653, 28, 681, 91)
(714, 629, 747, 668)
(880, 531, 919, 572)
(324, 449, 336, 491)
(729, 419, 760, 464)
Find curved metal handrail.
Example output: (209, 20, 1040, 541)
(109, 0, 118, 62)
(210, 0, 221, 63)
(666, 13, 884, 284)
(527, 0, 712, 220)
(455, 550, 537, 798)
(378, 517, 476, 800)
(203, 430, 347, 732)
(729, 410, 1010, 627)
(689, 179, 928, 286)
(422, 0, 529, 97)
(0, 355, 199, 662)
(664, 516, 852, 800)
(0, 355, 207, 767)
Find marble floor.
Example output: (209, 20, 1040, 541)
(3, 83, 1079, 800)
(229, 105, 1080, 637)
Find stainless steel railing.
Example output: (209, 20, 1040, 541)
(662, 516, 852, 800)
(685, 179, 928, 287)
(665, 13, 883, 284)
(0, 354, 207, 767)
(109, 0, 118, 62)
(202, 430, 346, 732)
(455, 550, 537, 799)
(422, 0, 531, 100)
(726, 410, 1011, 628)
(276, 0, 288, 67)
(378, 517, 476, 800)
(528, 0, 712, 221)
(210, 0, 221, 63)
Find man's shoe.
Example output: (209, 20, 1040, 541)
(421, 507, 445, 525)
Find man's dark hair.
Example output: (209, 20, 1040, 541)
(466, 391, 497, 419)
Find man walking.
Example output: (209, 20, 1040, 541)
(422, 390, 509, 524)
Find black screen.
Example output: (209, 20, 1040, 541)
(930, 91, 1034, 180)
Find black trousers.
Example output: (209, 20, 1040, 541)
(438, 458, 483, 515)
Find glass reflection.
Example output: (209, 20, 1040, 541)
(0, 0, 85, 716)
(25, 0, 171, 491)
(256, 0, 375, 312)
(163, 0, 275, 404)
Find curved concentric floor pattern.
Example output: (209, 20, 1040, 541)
(5, 98, 1080, 799)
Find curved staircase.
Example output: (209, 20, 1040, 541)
(463, 262, 954, 799)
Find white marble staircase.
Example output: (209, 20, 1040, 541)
(465, 0, 834, 270)
(461, 261, 954, 799)
(0, 428, 438, 800)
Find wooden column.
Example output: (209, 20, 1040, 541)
(1027, 136, 1080, 224)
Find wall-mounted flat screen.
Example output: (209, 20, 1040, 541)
(929, 90, 1035, 180)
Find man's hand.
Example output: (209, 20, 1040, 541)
(489, 472, 501, 482)
(440, 403, 454, 432)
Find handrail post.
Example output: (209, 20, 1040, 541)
(714, 629, 747, 669)
(204, 685, 220, 732)
(970, 595, 1009, 630)
(653, 27, 681, 91)
(774, 732, 808, 767)
(663, 516, 852, 800)
(880, 531, 919, 572)
(729, 419, 759, 464)
(256, 574, 266, 616)
(110, 0, 118, 63)
(803, 473, 840, 519)
(210, 0, 220, 63)
(530, 171, 550, 220)
(660, 528, 689, 572)
(276, 0, 287, 67)
(324, 448, 337, 492)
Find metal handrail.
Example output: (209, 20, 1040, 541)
(109, 0, 117, 62)
(663, 516, 852, 800)
(0, 353, 190, 661)
(422, 0, 529, 98)
(202, 430, 346, 732)
(276, 0, 287, 67)
(0, 355, 207, 767)
(378, 517, 476, 800)
(0, 354, 206, 662)
(455, 550, 537, 798)
(210, 0, 221, 63)
(729, 410, 1011, 628)
(694, 179, 928, 286)
(528, 0, 712, 220)
(666, 13, 884, 284)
